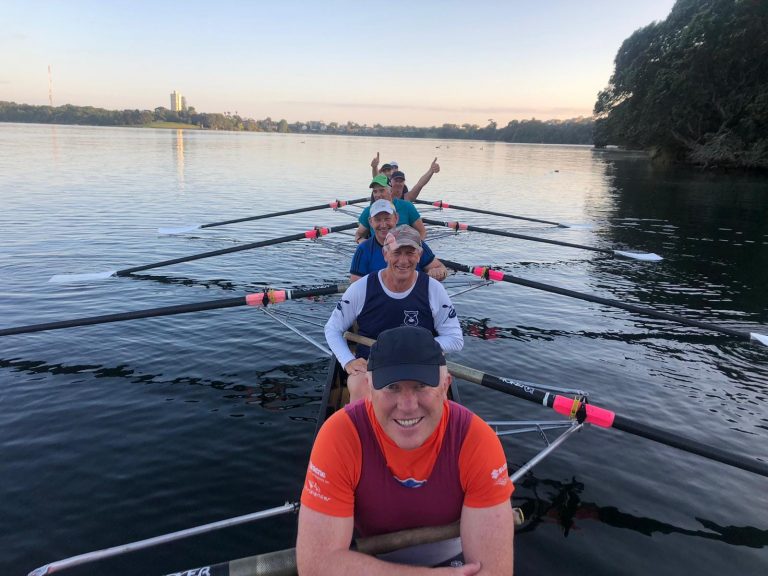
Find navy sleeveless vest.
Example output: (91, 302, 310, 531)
(356, 272, 435, 359)
(345, 400, 472, 537)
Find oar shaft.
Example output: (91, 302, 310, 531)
(423, 218, 611, 254)
(29, 503, 298, 576)
(0, 286, 345, 337)
(612, 415, 768, 477)
(119, 223, 357, 275)
(414, 199, 563, 227)
(200, 197, 369, 229)
(441, 260, 754, 341)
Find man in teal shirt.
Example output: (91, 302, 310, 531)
(354, 175, 426, 243)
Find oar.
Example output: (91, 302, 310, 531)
(423, 218, 662, 261)
(440, 259, 768, 347)
(343, 332, 768, 478)
(27, 502, 299, 576)
(158, 197, 369, 235)
(0, 285, 347, 337)
(414, 199, 592, 229)
(49, 223, 358, 283)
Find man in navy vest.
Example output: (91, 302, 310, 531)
(298, 326, 514, 575)
(325, 225, 462, 402)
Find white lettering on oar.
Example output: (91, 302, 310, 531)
(500, 377, 536, 395)
(166, 567, 211, 576)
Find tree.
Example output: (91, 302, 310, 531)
(594, 0, 768, 168)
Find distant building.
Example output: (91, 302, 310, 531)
(170, 91, 187, 112)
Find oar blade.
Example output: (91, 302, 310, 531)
(613, 250, 663, 262)
(48, 270, 117, 283)
(158, 223, 202, 235)
(750, 332, 768, 347)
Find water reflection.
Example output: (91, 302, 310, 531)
(50, 125, 59, 163)
(174, 129, 185, 191)
(514, 474, 768, 547)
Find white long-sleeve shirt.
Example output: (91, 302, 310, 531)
(324, 271, 464, 368)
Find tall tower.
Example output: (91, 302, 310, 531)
(170, 90, 183, 112)
(48, 65, 53, 107)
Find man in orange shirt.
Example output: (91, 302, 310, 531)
(297, 326, 514, 575)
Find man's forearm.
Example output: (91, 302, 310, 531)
(299, 548, 465, 576)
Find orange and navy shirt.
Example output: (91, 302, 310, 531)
(301, 399, 513, 517)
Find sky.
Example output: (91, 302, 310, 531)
(2, 0, 678, 127)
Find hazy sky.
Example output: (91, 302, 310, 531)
(3, 0, 677, 127)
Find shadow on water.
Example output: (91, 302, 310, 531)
(513, 474, 768, 548)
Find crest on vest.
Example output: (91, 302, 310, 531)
(403, 310, 420, 326)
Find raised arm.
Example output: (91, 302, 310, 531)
(404, 157, 440, 201)
(412, 217, 427, 240)
(460, 502, 514, 576)
(371, 152, 380, 178)
(297, 507, 480, 576)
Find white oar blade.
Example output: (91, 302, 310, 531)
(613, 250, 663, 262)
(558, 223, 593, 230)
(158, 223, 202, 235)
(750, 333, 768, 347)
(48, 270, 117, 283)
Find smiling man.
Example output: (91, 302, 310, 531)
(298, 326, 514, 575)
(325, 225, 462, 402)
(351, 200, 447, 283)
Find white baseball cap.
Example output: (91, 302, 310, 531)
(370, 199, 396, 217)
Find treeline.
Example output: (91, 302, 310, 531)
(595, 0, 768, 169)
(0, 101, 594, 145)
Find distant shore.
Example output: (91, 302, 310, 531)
(143, 121, 199, 129)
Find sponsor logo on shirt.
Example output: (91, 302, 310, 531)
(403, 310, 420, 326)
(305, 460, 332, 502)
(490, 463, 509, 486)
(394, 475, 427, 488)
(309, 460, 327, 479)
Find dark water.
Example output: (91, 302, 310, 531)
(1, 124, 766, 575)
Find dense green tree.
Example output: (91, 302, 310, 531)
(594, 0, 768, 169)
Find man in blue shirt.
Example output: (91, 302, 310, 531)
(350, 200, 447, 283)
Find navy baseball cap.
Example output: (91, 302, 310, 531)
(391, 170, 406, 181)
(368, 326, 446, 389)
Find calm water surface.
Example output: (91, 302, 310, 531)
(1, 124, 767, 575)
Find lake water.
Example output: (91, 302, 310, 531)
(1, 123, 767, 575)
